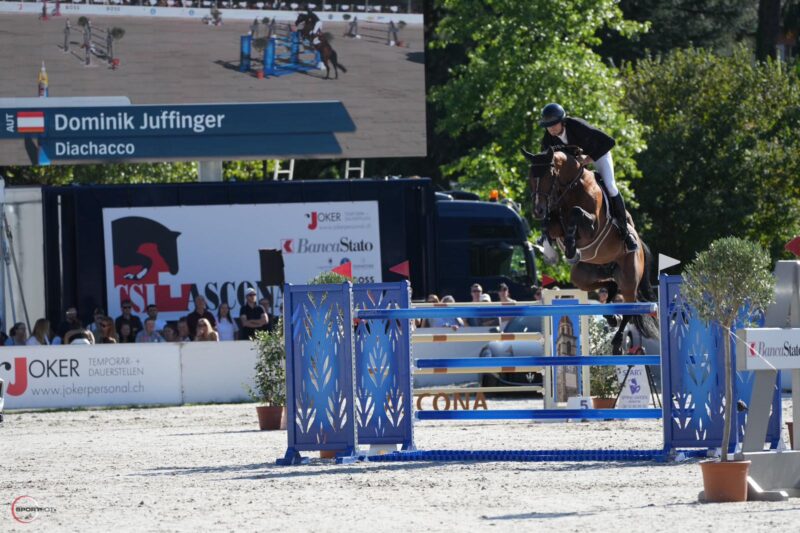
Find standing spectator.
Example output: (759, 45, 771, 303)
(115, 300, 143, 339)
(96, 316, 118, 344)
(497, 283, 517, 327)
(194, 318, 219, 342)
(56, 307, 83, 340)
(466, 284, 484, 327)
(176, 318, 192, 342)
(216, 302, 238, 341)
(26, 319, 51, 345)
(145, 304, 167, 333)
(187, 296, 216, 339)
(118, 322, 135, 343)
(88, 308, 106, 339)
(259, 295, 277, 333)
(5, 323, 28, 346)
(239, 287, 268, 340)
(136, 318, 165, 343)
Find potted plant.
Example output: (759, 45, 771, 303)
(245, 317, 287, 430)
(682, 236, 775, 502)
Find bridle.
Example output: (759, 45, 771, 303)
(530, 151, 587, 216)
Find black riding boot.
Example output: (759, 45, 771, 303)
(609, 194, 638, 253)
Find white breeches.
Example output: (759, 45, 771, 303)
(594, 151, 618, 197)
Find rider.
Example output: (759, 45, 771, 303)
(304, 7, 323, 45)
(538, 103, 638, 253)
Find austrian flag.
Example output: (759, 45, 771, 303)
(17, 111, 45, 134)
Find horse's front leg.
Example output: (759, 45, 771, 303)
(564, 206, 594, 264)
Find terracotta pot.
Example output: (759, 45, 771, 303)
(256, 70, 265, 79)
(788, 421, 794, 449)
(700, 460, 751, 502)
(319, 450, 344, 460)
(256, 405, 286, 431)
(592, 397, 616, 409)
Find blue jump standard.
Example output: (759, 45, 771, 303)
(355, 302, 658, 320)
(415, 355, 662, 368)
(415, 409, 662, 421)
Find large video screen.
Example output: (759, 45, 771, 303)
(0, 1, 425, 164)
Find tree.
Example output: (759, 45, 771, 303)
(623, 46, 800, 262)
(682, 237, 775, 460)
(430, 0, 646, 222)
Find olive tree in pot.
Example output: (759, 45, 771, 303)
(245, 317, 287, 430)
(588, 318, 619, 408)
(682, 236, 775, 502)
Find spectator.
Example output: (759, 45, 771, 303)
(497, 283, 517, 327)
(118, 322, 135, 343)
(428, 295, 464, 330)
(65, 328, 94, 345)
(88, 307, 106, 338)
(145, 304, 167, 333)
(162, 324, 178, 343)
(96, 316, 118, 344)
(5, 322, 28, 346)
(136, 318, 165, 343)
(612, 293, 625, 303)
(597, 287, 609, 304)
(239, 287, 268, 340)
(194, 318, 219, 342)
(56, 307, 83, 339)
(187, 295, 216, 339)
(115, 300, 143, 339)
(420, 294, 439, 328)
(480, 293, 500, 327)
(466, 283, 484, 326)
(176, 318, 192, 342)
(26, 318, 51, 345)
(259, 294, 277, 333)
(216, 302, 238, 341)
(533, 287, 543, 302)
(0, 320, 8, 345)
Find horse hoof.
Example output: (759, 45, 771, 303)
(566, 250, 581, 265)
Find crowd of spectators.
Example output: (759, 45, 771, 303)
(7, 0, 423, 14)
(2, 287, 276, 347)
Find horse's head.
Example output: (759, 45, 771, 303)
(522, 147, 586, 220)
(521, 148, 555, 220)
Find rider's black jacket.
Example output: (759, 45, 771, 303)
(540, 116, 615, 162)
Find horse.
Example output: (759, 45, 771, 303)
(522, 146, 658, 353)
(294, 13, 347, 80)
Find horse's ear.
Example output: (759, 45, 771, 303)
(520, 148, 537, 163)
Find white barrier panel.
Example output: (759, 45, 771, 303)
(737, 328, 800, 371)
(180, 341, 256, 404)
(0, 343, 181, 409)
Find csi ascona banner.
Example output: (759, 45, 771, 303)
(102, 202, 382, 320)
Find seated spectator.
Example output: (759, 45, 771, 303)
(145, 304, 167, 333)
(136, 318, 165, 343)
(96, 316, 118, 344)
(162, 324, 178, 343)
(480, 293, 500, 327)
(216, 302, 238, 341)
(5, 322, 28, 346)
(194, 318, 219, 342)
(239, 287, 269, 340)
(88, 307, 107, 339)
(420, 294, 439, 328)
(187, 296, 216, 339)
(26, 318, 51, 345)
(533, 287, 543, 302)
(497, 283, 516, 327)
(118, 322, 135, 343)
(428, 295, 464, 330)
(176, 318, 192, 342)
(597, 287, 609, 304)
(57, 307, 83, 340)
(115, 300, 143, 339)
(466, 283, 484, 326)
(65, 328, 95, 345)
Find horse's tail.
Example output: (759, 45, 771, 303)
(633, 239, 660, 340)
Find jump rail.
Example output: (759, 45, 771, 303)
(355, 302, 658, 320)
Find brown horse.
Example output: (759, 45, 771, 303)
(522, 146, 657, 353)
(295, 14, 347, 80)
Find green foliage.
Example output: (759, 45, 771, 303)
(588, 316, 618, 398)
(245, 318, 286, 406)
(682, 237, 775, 329)
(430, 0, 646, 220)
(623, 47, 800, 262)
(0, 163, 198, 186)
(308, 272, 350, 284)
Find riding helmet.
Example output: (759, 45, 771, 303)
(539, 103, 566, 127)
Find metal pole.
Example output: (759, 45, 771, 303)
(0, 178, 5, 332)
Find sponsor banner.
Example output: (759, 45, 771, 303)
(102, 201, 382, 320)
(614, 366, 653, 409)
(1, 102, 355, 140)
(737, 328, 800, 371)
(0, 343, 181, 409)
